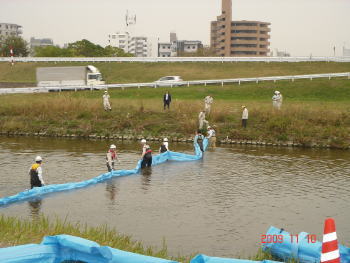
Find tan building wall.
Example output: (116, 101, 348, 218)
(211, 0, 271, 57)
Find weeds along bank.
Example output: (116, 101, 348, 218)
(0, 61, 350, 84)
(0, 215, 275, 262)
(0, 79, 349, 148)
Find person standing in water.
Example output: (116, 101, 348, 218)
(106, 144, 120, 172)
(29, 156, 45, 189)
(141, 139, 152, 168)
(159, 138, 169, 153)
(194, 130, 205, 152)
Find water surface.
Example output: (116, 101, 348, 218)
(0, 136, 349, 257)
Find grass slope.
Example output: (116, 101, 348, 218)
(0, 61, 350, 84)
(0, 78, 349, 147)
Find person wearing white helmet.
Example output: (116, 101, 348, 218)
(159, 138, 169, 153)
(141, 139, 152, 168)
(207, 126, 217, 148)
(106, 144, 120, 172)
(29, 156, 45, 189)
(272, 90, 283, 110)
(103, 90, 112, 111)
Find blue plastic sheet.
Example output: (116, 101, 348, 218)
(0, 234, 179, 263)
(262, 226, 350, 263)
(190, 254, 282, 263)
(0, 139, 208, 207)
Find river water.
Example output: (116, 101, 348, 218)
(0, 136, 350, 257)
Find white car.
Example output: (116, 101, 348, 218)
(154, 76, 183, 87)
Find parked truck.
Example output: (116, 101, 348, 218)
(36, 65, 105, 87)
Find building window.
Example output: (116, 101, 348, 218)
(260, 45, 267, 48)
(233, 23, 258, 27)
(260, 31, 267, 34)
(112, 35, 116, 39)
(231, 44, 257, 48)
(232, 37, 257, 41)
(232, 30, 258, 34)
(260, 38, 267, 41)
(231, 51, 257, 55)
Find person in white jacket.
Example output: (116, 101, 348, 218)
(272, 91, 283, 110)
(159, 138, 169, 153)
(241, 106, 248, 128)
(198, 111, 209, 129)
(204, 95, 214, 115)
(103, 90, 112, 111)
(29, 156, 45, 189)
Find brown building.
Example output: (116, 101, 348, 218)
(211, 0, 271, 57)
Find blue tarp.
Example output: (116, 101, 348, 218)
(0, 234, 179, 263)
(190, 254, 282, 263)
(262, 226, 350, 263)
(0, 139, 208, 207)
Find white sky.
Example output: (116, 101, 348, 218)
(1, 0, 350, 56)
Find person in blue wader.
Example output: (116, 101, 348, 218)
(194, 130, 205, 152)
(141, 139, 152, 168)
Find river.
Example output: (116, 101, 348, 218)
(0, 136, 349, 257)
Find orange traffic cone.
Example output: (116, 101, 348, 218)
(321, 218, 341, 263)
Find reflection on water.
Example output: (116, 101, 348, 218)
(28, 199, 42, 219)
(1, 136, 350, 257)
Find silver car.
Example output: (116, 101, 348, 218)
(154, 76, 183, 87)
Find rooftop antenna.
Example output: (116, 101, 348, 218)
(125, 10, 136, 33)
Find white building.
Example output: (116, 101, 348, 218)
(158, 40, 203, 57)
(0, 23, 22, 40)
(343, 47, 350, 57)
(108, 32, 130, 53)
(158, 43, 172, 57)
(129, 36, 149, 57)
(108, 32, 150, 57)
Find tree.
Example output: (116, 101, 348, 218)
(33, 39, 134, 57)
(34, 46, 74, 57)
(0, 36, 29, 57)
(104, 45, 134, 57)
(177, 47, 218, 57)
(67, 39, 105, 57)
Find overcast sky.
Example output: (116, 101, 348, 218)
(1, 0, 349, 56)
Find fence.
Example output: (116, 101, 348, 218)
(0, 72, 349, 95)
(1, 56, 350, 63)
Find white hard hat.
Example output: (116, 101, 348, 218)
(163, 138, 168, 142)
(275, 91, 280, 94)
(110, 144, 116, 149)
(141, 139, 147, 143)
(35, 156, 42, 162)
(207, 126, 211, 129)
(104, 90, 108, 93)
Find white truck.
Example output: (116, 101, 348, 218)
(36, 65, 105, 87)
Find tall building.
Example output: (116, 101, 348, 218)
(0, 23, 22, 40)
(211, 0, 271, 57)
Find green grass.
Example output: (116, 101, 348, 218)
(0, 78, 349, 148)
(0, 61, 350, 84)
(0, 215, 280, 262)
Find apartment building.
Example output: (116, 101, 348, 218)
(129, 36, 149, 57)
(108, 32, 130, 53)
(0, 23, 22, 40)
(158, 33, 203, 57)
(211, 0, 271, 57)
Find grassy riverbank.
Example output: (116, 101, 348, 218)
(0, 78, 349, 148)
(0, 215, 275, 262)
(0, 61, 350, 84)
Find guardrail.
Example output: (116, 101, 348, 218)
(1, 72, 349, 95)
(0, 56, 350, 63)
